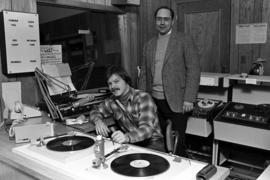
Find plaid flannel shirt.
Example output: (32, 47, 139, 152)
(90, 87, 163, 143)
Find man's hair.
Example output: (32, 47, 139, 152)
(154, 6, 174, 20)
(106, 65, 132, 86)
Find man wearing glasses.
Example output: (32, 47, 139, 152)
(138, 6, 200, 157)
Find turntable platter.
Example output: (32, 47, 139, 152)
(46, 136, 94, 151)
(111, 153, 170, 177)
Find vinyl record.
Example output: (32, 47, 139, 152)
(46, 136, 94, 152)
(111, 153, 170, 177)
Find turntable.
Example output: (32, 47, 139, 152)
(46, 135, 94, 152)
(13, 133, 97, 163)
(12, 131, 227, 180)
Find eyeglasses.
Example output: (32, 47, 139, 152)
(155, 17, 172, 22)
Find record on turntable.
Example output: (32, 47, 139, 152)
(111, 153, 170, 177)
(46, 136, 94, 152)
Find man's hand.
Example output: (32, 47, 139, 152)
(111, 131, 129, 144)
(183, 101, 194, 113)
(95, 119, 110, 137)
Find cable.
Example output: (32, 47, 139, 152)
(8, 117, 26, 138)
(35, 67, 71, 92)
(0, 120, 4, 129)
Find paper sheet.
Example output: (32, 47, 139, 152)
(46, 76, 76, 95)
(41, 63, 76, 95)
(40, 45, 62, 64)
(1, 82, 21, 110)
(236, 23, 267, 44)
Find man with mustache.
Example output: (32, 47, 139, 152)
(90, 66, 165, 152)
(138, 6, 200, 156)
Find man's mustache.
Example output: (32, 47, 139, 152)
(111, 88, 120, 92)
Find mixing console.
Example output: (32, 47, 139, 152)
(216, 102, 270, 129)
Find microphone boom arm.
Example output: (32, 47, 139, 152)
(35, 67, 71, 93)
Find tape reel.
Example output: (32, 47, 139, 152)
(197, 99, 215, 109)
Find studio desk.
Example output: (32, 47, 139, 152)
(0, 115, 230, 180)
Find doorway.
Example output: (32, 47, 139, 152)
(172, 0, 231, 73)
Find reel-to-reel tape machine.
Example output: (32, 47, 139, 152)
(192, 98, 224, 118)
(185, 98, 224, 137)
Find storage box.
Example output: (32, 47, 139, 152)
(14, 118, 54, 143)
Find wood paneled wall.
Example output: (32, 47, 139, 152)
(0, 0, 39, 119)
(230, 0, 270, 75)
(118, 13, 139, 86)
(137, 0, 270, 76)
(260, 0, 270, 75)
(137, 0, 171, 65)
(118, 0, 171, 87)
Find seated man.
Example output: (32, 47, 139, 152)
(90, 66, 165, 152)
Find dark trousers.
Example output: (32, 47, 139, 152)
(153, 98, 188, 157)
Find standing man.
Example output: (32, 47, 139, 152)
(90, 66, 165, 152)
(138, 6, 200, 156)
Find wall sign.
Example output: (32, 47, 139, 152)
(0, 10, 41, 74)
(236, 23, 268, 44)
(40, 45, 62, 64)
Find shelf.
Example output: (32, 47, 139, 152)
(37, 0, 125, 14)
(226, 159, 264, 170)
(224, 74, 270, 86)
(186, 134, 213, 163)
(200, 72, 230, 87)
(200, 73, 270, 88)
(215, 141, 270, 179)
(186, 149, 211, 163)
(222, 160, 263, 180)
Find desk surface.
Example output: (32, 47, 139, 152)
(70, 117, 115, 132)
(0, 117, 229, 180)
(258, 165, 270, 180)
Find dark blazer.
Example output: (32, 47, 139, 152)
(138, 31, 200, 113)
